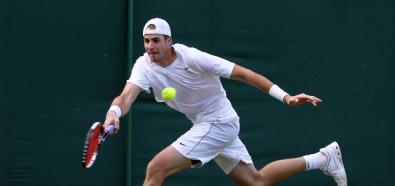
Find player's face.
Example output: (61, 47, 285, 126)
(144, 35, 172, 63)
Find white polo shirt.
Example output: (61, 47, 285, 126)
(127, 43, 238, 123)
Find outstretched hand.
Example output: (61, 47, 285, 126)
(284, 93, 322, 106)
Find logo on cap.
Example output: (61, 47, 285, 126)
(146, 24, 156, 31)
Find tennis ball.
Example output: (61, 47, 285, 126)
(161, 87, 177, 101)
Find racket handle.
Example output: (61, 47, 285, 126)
(102, 124, 115, 139)
(105, 124, 115, 134)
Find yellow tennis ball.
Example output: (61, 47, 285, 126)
(161, 87, 177, 101)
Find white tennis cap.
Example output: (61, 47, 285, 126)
(143, 18, 171, 36)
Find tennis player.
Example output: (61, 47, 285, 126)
(103, 18, 347, 186)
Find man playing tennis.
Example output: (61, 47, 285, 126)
(103, 18, 347, 186)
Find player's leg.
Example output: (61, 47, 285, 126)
(228, 157, 305, 186)
(143, 145, 192, 186)
(256, 142, 347, 186)
(227, 142, 347, 186)
(228, 162, 263, 186)
(258, 157, 306, 185)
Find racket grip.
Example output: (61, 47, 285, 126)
(105, 124, 115, 135)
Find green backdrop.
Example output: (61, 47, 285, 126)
(1, 0, 128, 185)
(1, 0, 393, 186)
(1, 0, 10, 183)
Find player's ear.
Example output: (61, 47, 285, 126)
(166, 36, 172, 46)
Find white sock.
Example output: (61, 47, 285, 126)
(303, 152, 327, 170)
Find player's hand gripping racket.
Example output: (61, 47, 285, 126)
(81, 122, 115, 168)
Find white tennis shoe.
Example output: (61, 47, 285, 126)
(320, 142, 347, 186)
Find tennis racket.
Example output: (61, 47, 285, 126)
(81, 122, 115, 168)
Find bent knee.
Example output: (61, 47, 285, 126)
(233, 172, 267, 186)
(249, 173, 267, 186)
(145, 160, 167, 181)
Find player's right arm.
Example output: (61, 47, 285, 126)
(103, 82, 141, 133)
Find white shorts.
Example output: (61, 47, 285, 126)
(171, 116, 253, 174)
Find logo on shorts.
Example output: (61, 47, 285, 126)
(179, 142, 187, 146)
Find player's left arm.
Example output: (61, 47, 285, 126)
(230, 64, 322, 106)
